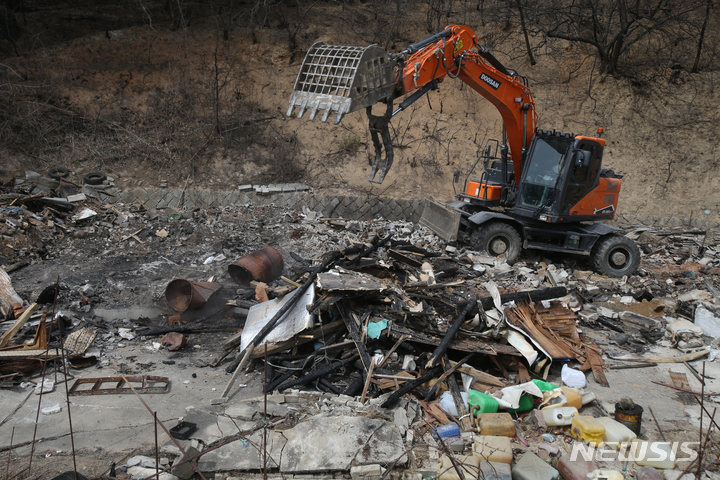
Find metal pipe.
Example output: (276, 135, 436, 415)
(6, 426, 13, 479)
(154, 412, 159, 480)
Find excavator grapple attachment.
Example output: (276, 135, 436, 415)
(287, 42, 396, 124)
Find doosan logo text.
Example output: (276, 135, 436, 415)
(480, 73, 501, 90)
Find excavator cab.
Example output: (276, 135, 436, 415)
(511, 129, 619, 223)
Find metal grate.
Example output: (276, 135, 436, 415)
(295, 45, 365, 97)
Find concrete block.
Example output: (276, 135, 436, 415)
(351, 464, 384, 480)
(280, 416, 406, 472)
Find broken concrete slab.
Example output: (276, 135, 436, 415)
(280, 415, 406, 473)
(222, 400, 288, 421)
(223, 402, 258, 421)
(197, 429, 286, 471)
(183, 406, 249, 444)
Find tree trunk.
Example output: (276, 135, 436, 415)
(692, 1, 712, 73)
(516, 0, 536, 65)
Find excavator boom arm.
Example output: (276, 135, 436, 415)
(396, 25, 537, 183)
(286, 24, 537, 184)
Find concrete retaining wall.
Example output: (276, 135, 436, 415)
(105, 187, 425, 223)
(99, 186, 720, 231)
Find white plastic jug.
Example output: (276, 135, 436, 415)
(630, 440, 677, 469)
(595, 417, 636, 448)
(542, 406, 578, 426)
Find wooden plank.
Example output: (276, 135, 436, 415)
(506, 303, 574, 360)
(449, 361, 505, 387)
(587, 346, 609, 387)
(425, 402, 452, 425)
(0, 303, 38, 348)
(0, 348, 61, 358)
(389, 324, 520, 357)
(221, 329, 244, 350)
(0, 268, 23, 311)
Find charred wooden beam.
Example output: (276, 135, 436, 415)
(425, 352, 474, 401)
(426, 299, 475, 368)
(338, 303, 373, 374)
(346, 234, 392, 265)
(276, 354, 358, 391)
(381, 366, 443, 409)
(478, 286, 567, 309)
(389, 324, 520, 356)
(137, 322, 241, 337)
(343, 373, 365, 396)
(444, 355, 472, 431)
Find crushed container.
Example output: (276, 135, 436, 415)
(589, 470, 624, 480)
(511, 451, 559, 480)
(556, 457, 597, 480)
(542, 406, 578, 426)
(469, 389, 499, 414)
(473, 435, 512, 464)
(475, 412, 515, 437)
(595, 417, 637, 448)
(571, 415, 605, 447)
(438, 454, 479, 480)
(629, 440, 677, 469)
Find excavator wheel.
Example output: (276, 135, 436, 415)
(592, 234, 641, 278)
(470, 222, 521, 265)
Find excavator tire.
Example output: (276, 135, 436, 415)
(470, 222, 521, 265)
(592, 234, 641, 278)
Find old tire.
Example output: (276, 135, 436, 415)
(592, 234, 641, 277)
(471, 222, 521, 264)
(84, 172, 106, 185)
(48, 167, 69, 180)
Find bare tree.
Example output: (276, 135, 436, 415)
(533, 0, 712, 77)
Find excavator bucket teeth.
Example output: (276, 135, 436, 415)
(287, 42, 396, 124)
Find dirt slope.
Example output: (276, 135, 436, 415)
(0, 2, 718, 220)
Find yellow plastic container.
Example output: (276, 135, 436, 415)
(630, 440, 677, 469)
(472, 435, 513, 464)
(438, 454, 479, 480)
(475, 412, 516, 437)
(571, 415, 605, 447)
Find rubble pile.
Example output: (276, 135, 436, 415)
(2, 170, 720, 479)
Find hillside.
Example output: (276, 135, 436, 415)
(0, 1, 718, 219)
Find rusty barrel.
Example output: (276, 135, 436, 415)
(228, 246, 284, 285)
(165, 280, 222, 313)
(614, 401, 643, 436)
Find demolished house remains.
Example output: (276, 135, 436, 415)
(2, 171, 720, 480)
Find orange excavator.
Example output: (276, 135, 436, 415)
(287, 25, 640, 277)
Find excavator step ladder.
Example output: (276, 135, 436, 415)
(287, 42, 396, 125)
